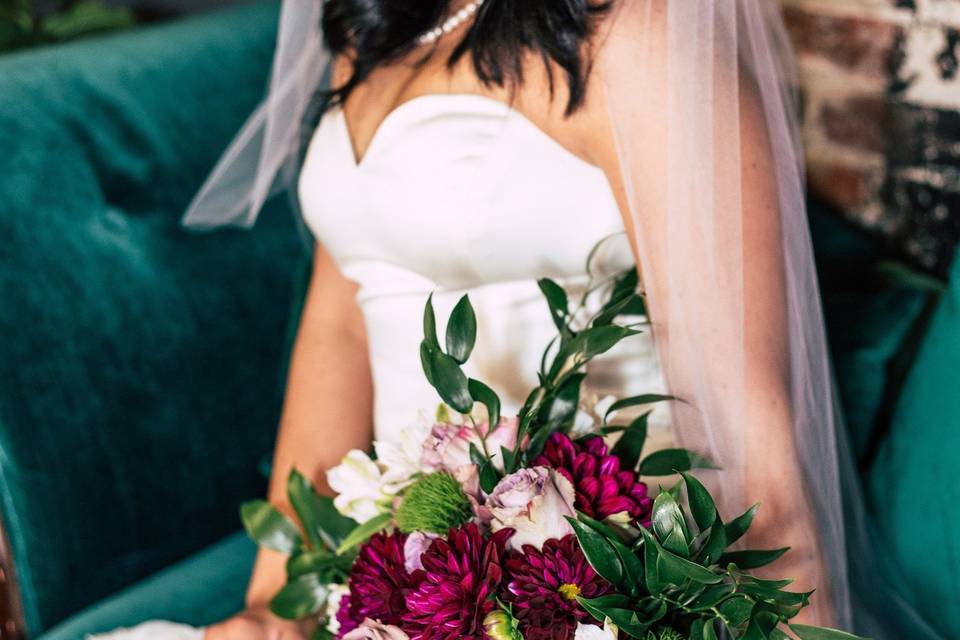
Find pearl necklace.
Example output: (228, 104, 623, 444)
(416, 0, 485, 46)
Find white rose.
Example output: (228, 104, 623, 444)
(485, 466, 576, 551)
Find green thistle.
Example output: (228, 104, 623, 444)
(395, 472, 473, 534)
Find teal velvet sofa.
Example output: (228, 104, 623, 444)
(0, 2, 956, 639)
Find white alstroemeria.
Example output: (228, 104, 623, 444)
(571, 394, 618, 438)
(327, 450, 392, 523)
(324, 583, 351, 635)
(375, 414, 433, 493)
(593, 395, 617, 419)
(574, 618, 619, 640)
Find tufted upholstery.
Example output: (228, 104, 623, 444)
(0, 2, 309, 635)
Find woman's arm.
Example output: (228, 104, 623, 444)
(247, 241, 374, 605)
(582, 7, 833, 625)
(207, 242, 373, 639)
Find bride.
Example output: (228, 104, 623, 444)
(102, 0, 934, 638)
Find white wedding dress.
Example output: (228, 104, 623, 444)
(93, 93, 670, 640)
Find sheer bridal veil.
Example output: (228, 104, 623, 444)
(182, 1, 939, 637)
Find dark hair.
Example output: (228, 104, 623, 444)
(320, 0, 613, 117)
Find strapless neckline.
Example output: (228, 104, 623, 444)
(333, 92, 603, 174)
(299, 88, 669, 442)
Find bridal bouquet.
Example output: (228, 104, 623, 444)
(241, 269, 862, 640)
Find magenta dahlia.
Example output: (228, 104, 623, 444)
(503, 534, 612, 640)
(402, 523, 513, 640)
(336, 530, 424, 637)
(534, 432, 653, 526)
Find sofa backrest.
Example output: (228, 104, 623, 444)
(0, 2, 309, 634)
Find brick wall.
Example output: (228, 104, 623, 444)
(784, 0, 960, 276)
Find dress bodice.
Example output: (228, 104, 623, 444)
(298, 93, 668, 441)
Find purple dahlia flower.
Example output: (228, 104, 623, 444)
(503, 534, 611, 640)
(337, 530, 424, 637)
(402, 523, 513, 640)
(533, 432, 653, 526)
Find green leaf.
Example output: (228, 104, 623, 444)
(287, 470, 356, 551)
(427, 349, 473, 413)
(719, 548, 790, 570)
(652, 491, 691, 557)
(681, 472, 717, 532)
(423, 294, 440, 349)
(580, 325, 640, 360)
(312, 629, 335, 640)
(420, 341, 437, 386)
(336, 512, 392, 555)
(577, 513, 645, 593)
(500, 446, 518, 474)
(725, 504, 760, 546)
(575, 594, 633, 625)
(697, 518, 728, 566)
(687, 583, 736, 611)
(609, 269, 640, 305)
(478, 460, 501, 494)
(286, 549, 353, 580)
(538, 278, 570, 333)
(690, 619, 706, 640)
(469, 378, 502, 434)
(640, 527, 663, 595)
(717, 595, 754, 627)
(703, 619, 719, 640)
(544, 373, 586, 432)
(240, 500, 302, 554)
(639, 449, 718, 476)
(269, 573, 329, 619)
(592, 293, 638, 327)
(446, 295, 477, 364)
(576, 595, 653, 639)
(641, 529, 723, 586)
(604, 394, 675, 422)
(610, 412, 650, 472)
(567, 516, 624, 588)
(789, 625, 869, 640)
(742, 610, 780, 640)
(470, 444, 502, 494)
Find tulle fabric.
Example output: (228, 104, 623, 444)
(181, 0, 328, 229)
(181, 1, 941, 637)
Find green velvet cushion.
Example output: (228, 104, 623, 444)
(0, 2, 309, 635)
(37, 532, 255, 640)
(824, 288, 927, 459)
(868, 254, 960, 638)
(809, 202, 930, 461)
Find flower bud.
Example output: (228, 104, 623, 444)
(483, 610, 522, 640)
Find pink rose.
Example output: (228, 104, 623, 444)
(484, 466, 577, 551)
(420, 416, 520, 475)
(342, 619, 409, 640)
(402, 531, 438, 573)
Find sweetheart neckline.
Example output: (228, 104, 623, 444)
(332, 92, 604, 173)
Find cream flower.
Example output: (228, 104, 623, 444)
(342, 619, 410, 640)
(484, 466, 576, 551)
(574, 619, 619, 640)
(326, 450, 392, 524)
